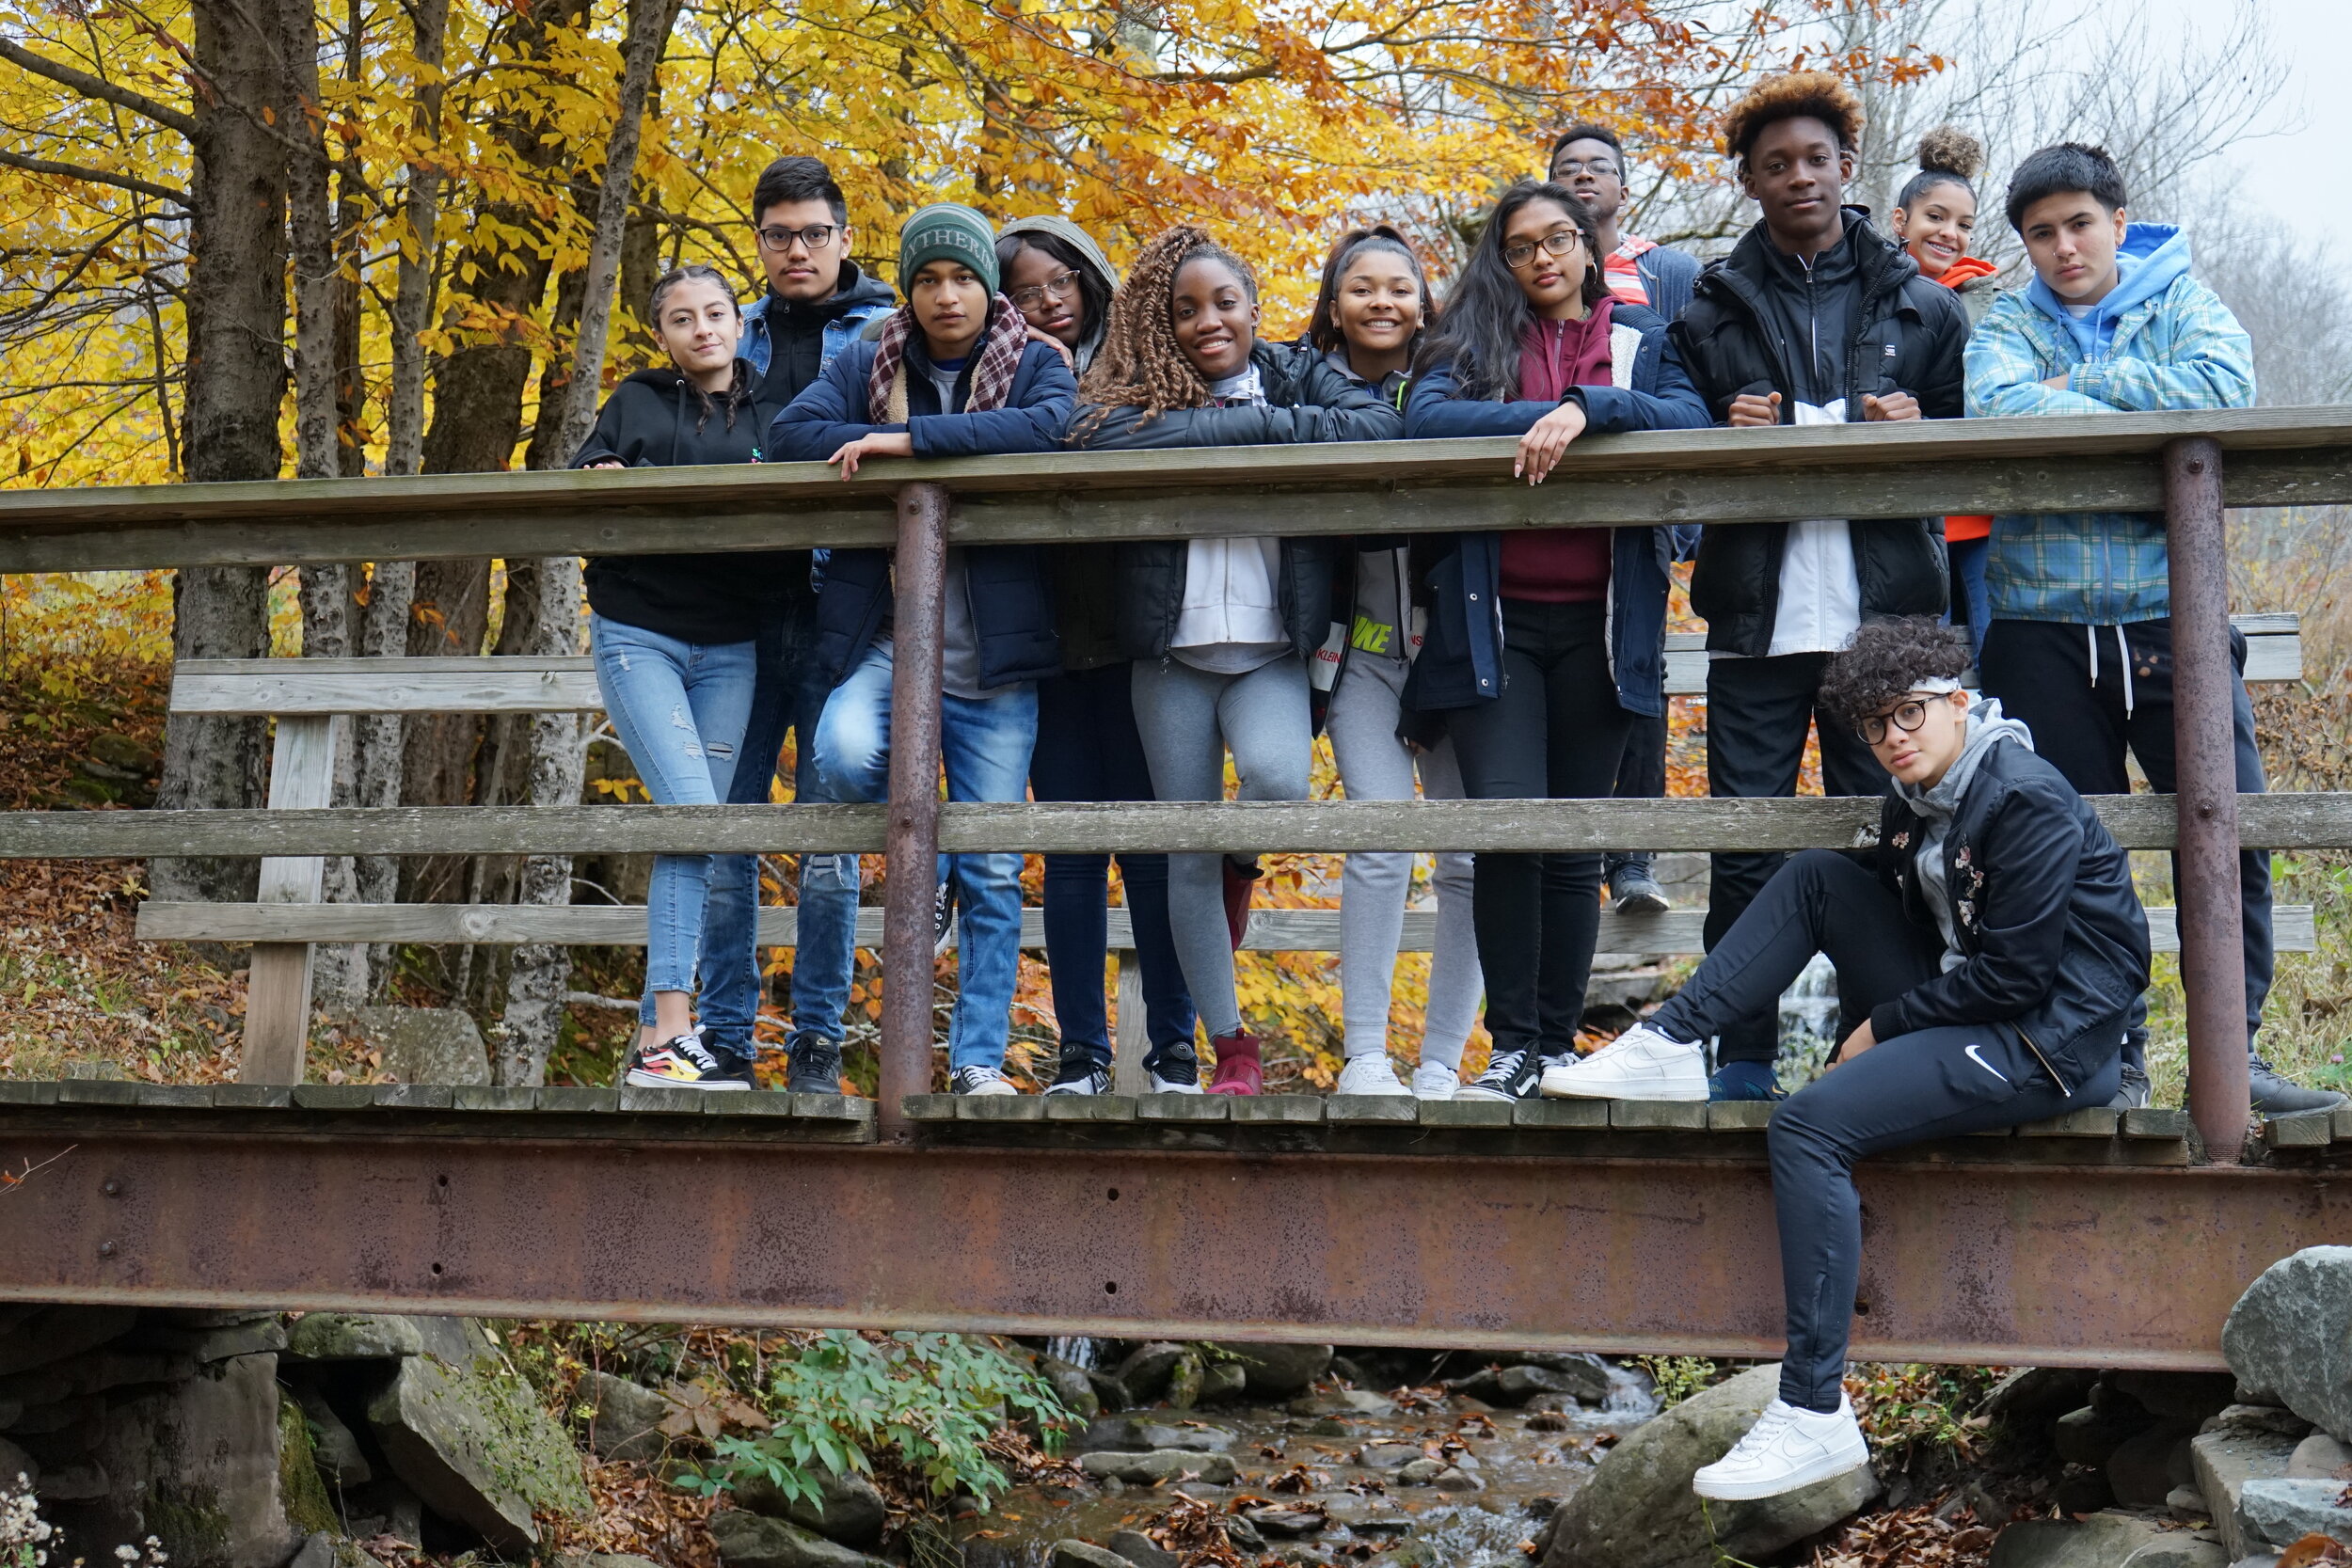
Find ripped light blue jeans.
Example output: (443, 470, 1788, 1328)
(591, 613, 758, 998)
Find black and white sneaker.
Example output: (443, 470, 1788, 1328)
(625, 1032, 749, 1090)
(1457, 1048, 1546, 1102)
(1143, 1042, 1204, 1095)
(2250, 1056, 2346, 1117)
(933, 878, 957, 956)
(2107, 1063, 2152, 1111)
(785, 1036, 844, 1095)
(1044, 1057, 1115, 1096)
(950, 1064, 1019, 1097)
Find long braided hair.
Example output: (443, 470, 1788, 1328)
(1077, 225, 1259, 432)
(646, 263, 757, 433)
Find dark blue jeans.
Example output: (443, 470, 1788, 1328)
(1031, 664, 1196, 1065)
(693, 602, 827, 1062)
(1650, 849, 2118, 1412)
(1946, 534, 1991, 657)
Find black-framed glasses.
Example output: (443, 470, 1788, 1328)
(756, 222, 840, 253)
(1856, 691, 1954, 745)
(1502, 230, 1582, 270)
(1552, 156, 1621, 179)
(1009, 268, 1081, 312)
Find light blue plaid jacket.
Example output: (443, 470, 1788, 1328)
(1963, 272, 2254, 624)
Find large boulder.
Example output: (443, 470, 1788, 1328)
(282, 1314, 482, 1366)
(1445, 1365, 1601, 1409)
(577, 1370, 669, 1463)
(730, 1457, 886, 1550)
(1112, 1343, 1189, 1404)
(2222, 1247, 2352, 1442)
(1037, 1357, 1102, 1422)
(709, 1510, 887, 1568)
(60, 1352, 300, 1568)
(0, 1307, 138, 1378)
(1542, 1365, 1875, 1568)
(1986, 1513, 2217, 1568)
(365, 1350, 590, 1552)
(1048, 1544, 1131, 1568)
(350, 1006, 493, 1085)
(1205, 1343, 1332, 1397)
(1076, 1449, 1237, 1485)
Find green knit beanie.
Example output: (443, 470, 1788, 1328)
(898, 202, 1000, 295)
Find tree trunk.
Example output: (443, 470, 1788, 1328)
(500, 0, 677, 1082)
(383, 0, 449, 477)
(152, 0, 290, 907)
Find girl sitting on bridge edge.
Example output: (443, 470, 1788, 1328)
(1547, 616, 2150, 1499)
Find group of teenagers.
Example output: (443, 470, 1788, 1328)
(576, 66, 2335, 1501)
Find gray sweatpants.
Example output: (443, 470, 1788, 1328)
(1131, 654, 1312, 1038)
(1326, 655, 1482, 1066)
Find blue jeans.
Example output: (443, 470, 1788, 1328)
(1031, 664, 1196, 1065)
(1947, 534, 1991, 657)
(793, 639, 1039, 1071)
(686, 602, 827, 1059)
(591, 615, 757, 1000)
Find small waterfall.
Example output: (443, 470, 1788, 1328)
(1044, 1335, 1101, 1370)
(1775, 952, 1841, 1093)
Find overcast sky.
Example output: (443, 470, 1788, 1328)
(2126, 0, 2346, 251)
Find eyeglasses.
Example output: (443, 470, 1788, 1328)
(1855, 691, 1954, 745)
(756, 222, 840, 253)
(1009, 269, 1081, 313)
(1502, 230, 1582, 270)
(1552, 157, 1621, 179)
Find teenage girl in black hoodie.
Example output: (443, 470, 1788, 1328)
(574, 263, 801, 1091)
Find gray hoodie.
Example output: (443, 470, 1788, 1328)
(1890, 696, 2036, 970)
(997, 214, 1121, 374)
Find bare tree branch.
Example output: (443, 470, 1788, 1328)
(0, 39, 199, 138)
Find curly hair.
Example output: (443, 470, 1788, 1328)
(1721, 71, 1866, 165)
(1820, 617, 1975, 727)
(1077, 225, 1258, 427)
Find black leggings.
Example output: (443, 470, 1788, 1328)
(1448, 599, 1632, 1056)
(1650, 850, 2119, 1411)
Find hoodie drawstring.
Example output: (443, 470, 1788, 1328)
(2086, 624, 2136, 718)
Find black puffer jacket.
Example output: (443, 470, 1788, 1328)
(571, 366, 801, 644)
(1070, 342, 1403, 661)
(1671, 210, 1970, 656)
(1870, 739, 2150, 1093)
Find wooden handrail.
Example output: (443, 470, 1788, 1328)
(4, 405, 2350, 573)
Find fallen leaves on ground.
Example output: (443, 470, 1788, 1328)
(1809, 1504, 1994, 1568)
(2282, 1536, 2352, 1568)
(542, 1457, 719, 1568)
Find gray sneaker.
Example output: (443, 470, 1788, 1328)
(2106, 1063, 2152, 1111)
(2249, 1057, 2346, 1117)
(1609, 866, 1672, 916)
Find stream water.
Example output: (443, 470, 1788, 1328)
(956, 1354, 1661, 1568)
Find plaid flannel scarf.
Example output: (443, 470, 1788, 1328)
(866, 297, 1030, 422)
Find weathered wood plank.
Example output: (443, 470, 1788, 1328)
(6, 406, 2351, 572)
(18, 792, 2352, 859)
(243, 715, 341, 1086)
(1660, 618, 2300, 693)
(131, 898, 2316, 957)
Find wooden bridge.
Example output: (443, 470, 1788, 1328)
(3, 406, 2351, 1370)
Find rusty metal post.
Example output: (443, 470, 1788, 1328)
(879, 482, 950, 1141)
(2165, 436, 2249, 1164)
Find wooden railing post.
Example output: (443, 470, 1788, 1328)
(878, 482, 950, 1139)
(2166, 436, 2249, 1164)
(239, 713, 343, 1084)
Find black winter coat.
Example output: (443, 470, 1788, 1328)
(1870, 740, 2150, 1094)
(1069, 342, 1404, 662)
(1671, 211, 1970, 656)
(571, 366, 803, 645)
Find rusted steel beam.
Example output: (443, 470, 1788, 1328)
(878, 483, 952, 1141)
(2167, 437, 2251, 1164)
(3, 1128, 2345, 1370)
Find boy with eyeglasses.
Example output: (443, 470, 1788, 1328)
(1641, 71, 1969, 1103)
(676, 155, 896, 1092)
(1549, 617, 2146, 1497)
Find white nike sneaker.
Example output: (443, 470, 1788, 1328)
(1411, 1061, 1458, 1100)
(1540, 1022, 1708, 1101)
(1692, 1397, 1869, 1501)
(1336, 1054, 1412, 1097)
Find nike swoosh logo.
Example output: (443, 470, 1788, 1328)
(1964, 1043, 2010, 1085)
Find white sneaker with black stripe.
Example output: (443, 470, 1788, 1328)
(1457, 1048, 1545, 1102)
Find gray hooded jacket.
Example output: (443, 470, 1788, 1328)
(1891, 695, 2035, 970)
(997, 214, 1121, 374)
